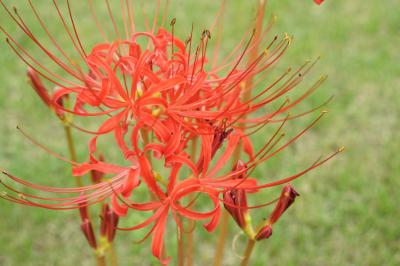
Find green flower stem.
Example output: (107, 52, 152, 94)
(240, 239, 256, 266)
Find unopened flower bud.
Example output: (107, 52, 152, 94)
(223, 188, 248, 228)
(255, 225, 273, 241)
(269, 184, 299, 224)
(223, 160, 251, 230)
(27, 68, 52, 107)
(81, 219, 97, 249)
(90, 154, 105, 184)
(100, 203, 119, 242)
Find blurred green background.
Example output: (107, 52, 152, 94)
(0, 0, 399, 265)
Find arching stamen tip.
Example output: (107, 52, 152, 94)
(284, 33, 293, 45)
(170, 18, 176, 26)
(1, 191, 7, 197)
(203, 29, 211, 39)
(12, 6, 18, 14)
(338, 146, 345, 152)
(321, 110, 329, 114)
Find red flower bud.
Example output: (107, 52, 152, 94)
(223, 160, 249, 228)
(27, 68, 52, 107)
(100, 204, 110, 237)
(106, 209, 119, 242)
(211, 127, 233, 157)
(100, 203, 119, 242)
(78, 198, 89, 222)
(269, 184, 299, 224)
(223, 188, 248, 228)
(80, 219, 97, 249)
(255, 225, 273, 241)
(314, 0, 324, 5)
(90, 154, 105, 184)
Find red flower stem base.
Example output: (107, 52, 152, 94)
(240, 239, 256, 266)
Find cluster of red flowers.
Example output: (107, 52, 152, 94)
(1, 1, 334, 264)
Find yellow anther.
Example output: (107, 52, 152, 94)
(320, 74, 328, 81)
(264, 48, 270, 55)
(152, 107, 163, 117)
(135, 87, 143, 98)
(153, 171, 162, 181)
(284, 33, 292, 45)
(153, 171, 167, 186)
(152, 91, 161, 98)
(338, 146, 345, 152)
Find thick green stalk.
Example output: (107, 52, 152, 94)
(240, 239, 256, 266)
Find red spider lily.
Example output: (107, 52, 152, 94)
(0, 1, 342, 264)
(314, 0, 325, 5)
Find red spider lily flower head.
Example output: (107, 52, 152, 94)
(255, 184, 299, 241)
(0, 1, 344, 264)
(314, 0, 325, 5)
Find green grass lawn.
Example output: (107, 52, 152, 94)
(0, 1, 399, 265)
